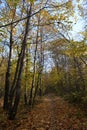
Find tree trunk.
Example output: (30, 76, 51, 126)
(3, 25, 13, 110)
(29, 19, 40, 106)
(8, 5, 32, 119)
(24, 47, 29, 105)
(33, 73, 40, 105)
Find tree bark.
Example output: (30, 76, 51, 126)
(29, 19, 40, 106)
(8, 5, 32, 119)
(3, 25, 13, 110)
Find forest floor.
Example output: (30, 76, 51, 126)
(0, 94, 87, 130)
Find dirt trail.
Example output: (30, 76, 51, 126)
(0, 95, 87, 130)
(17, 95, 87, 130)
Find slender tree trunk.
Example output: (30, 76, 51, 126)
(8, 51, 23, 112)
(29, 39, 38, 106)
(33, 73, 40, 105)
(3, 25, 13, 110)
(30, 26, 44, 105)
(29, 19, 40, 106)
(39, 73, 42, 96)
(8, 5, 32, 120)
(24, 48, 29, 105)
(39, 29, 44, 97)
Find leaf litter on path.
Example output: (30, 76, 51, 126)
(0, 95, 87, 130)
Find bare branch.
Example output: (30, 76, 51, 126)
(0, 6, 46, 28)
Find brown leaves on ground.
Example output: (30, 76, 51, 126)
(0, 95, 87, 130)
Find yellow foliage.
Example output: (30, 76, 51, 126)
(59, 15, 66, 20)
(12, 28, 17, 35)
(65, 41, 87, 57)
(9, 9, 15, 19)
(66, 1, 73, 9)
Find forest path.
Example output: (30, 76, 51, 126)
(16, 94, 87, 130)
(1, 94, 87, 130)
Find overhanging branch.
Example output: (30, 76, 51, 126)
(0, 6, 46, 28)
